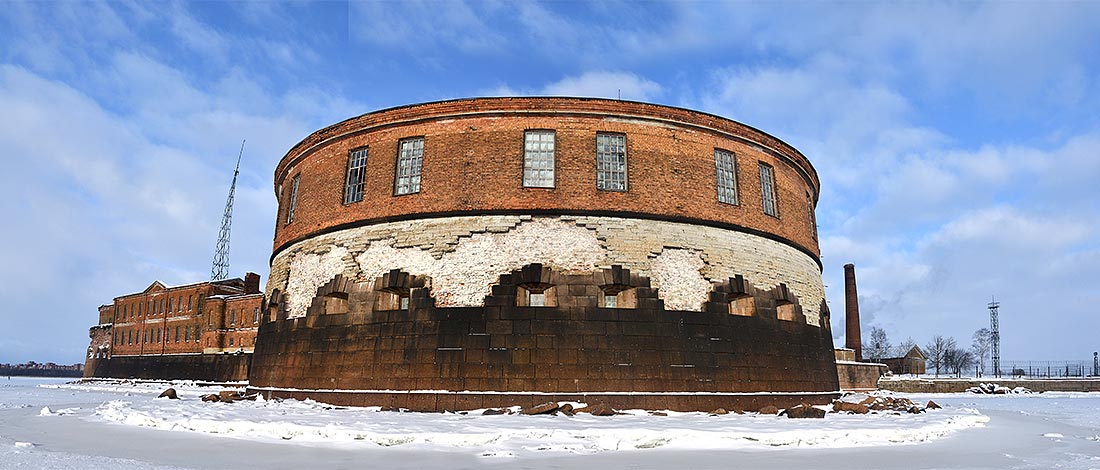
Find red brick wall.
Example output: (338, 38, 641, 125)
(201, 294, 263, 352)
(272, 98, 821, 260)
(97, 305, 114, 325)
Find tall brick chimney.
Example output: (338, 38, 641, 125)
(844, 263, 862, 361)
(244, 272, 261, 294)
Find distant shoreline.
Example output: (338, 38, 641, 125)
(0, 368, 83, 378)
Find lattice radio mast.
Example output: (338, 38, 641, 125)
(211, 140, 245, 281)
(989, 296, 1001, 377)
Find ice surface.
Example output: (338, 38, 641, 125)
(1, 377, 1099, 469)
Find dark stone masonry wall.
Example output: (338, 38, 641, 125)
(85, 354, 250, 382)
(248, 265, 839, 411)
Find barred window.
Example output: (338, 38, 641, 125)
(759, 162, 778, 217)
(715, 149, 738, 204)
(344, 147, 368, 204)
(523, 131, 555, 188)
(395, 137, 423, 195)
(286, 174, 300, 223)
(596, 133, 627, 191)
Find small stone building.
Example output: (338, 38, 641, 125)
(882, 346, 927, 375)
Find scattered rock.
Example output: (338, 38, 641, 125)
(379, 406, 401, 412)
(967, 383, 1033, 395)
(481, 408, 506, 416)
(757, 405, 780, 415)
(218, 391, 243, 403)
(859, 396, 876, 406)
(782, 404, 825, 419)
(732, 408, 745, 415)
(558, 404, 574, 416)
(576, 403, 616, 416)
(710, 408, 729, 415)
(832, 400, 869, 414)
(907, 406, 924, 414)
(522, 402, 560, 415)
(157, 388, 178, 400)
(200, 394, 220, 403)
(926, 400, 942, 410)
(649, 411, 668, 416)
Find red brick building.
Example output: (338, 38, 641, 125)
(85, 273, 262, 381)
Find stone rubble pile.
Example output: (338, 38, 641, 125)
(832, 393, 942, 414)
(966, 383, 1033, 394)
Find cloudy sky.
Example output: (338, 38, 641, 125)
(2, 1, 1098, 365)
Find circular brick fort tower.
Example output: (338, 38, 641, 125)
(249, 97, 839, 411)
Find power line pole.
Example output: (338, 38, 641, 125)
(211, 140, 244, 281)
(989, 296, 1001, 377)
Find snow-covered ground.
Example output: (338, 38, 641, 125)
(2, 377, 1099, 469)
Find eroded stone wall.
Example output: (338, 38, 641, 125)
(268, 215, 825, 322)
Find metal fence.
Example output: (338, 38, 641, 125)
(984, 360, 1098, 378)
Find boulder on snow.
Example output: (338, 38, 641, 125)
(218, 390, 243, 403)
(710, 408, 729, 415)
(782, 404, 825, 419)
(200, 394, 220, 403)
(832, 400, 869, 414)
(558, 404, 575, 416)
(576, 403, 616, 416)
(481, 408, 507, 415)
(926, 400, 942, 409)
(522, 402, 560, 415)
(157, 388, 178, 399)
(757, 405, 780, 415)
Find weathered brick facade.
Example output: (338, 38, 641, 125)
(84, 273, 262, 381)
(250, 98, 840, 410)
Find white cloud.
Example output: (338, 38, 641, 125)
(350, 0, 506, 54)
(541, 71, 662, 101)
(483, 71, 663, 102)
(0, 43, 365, 362)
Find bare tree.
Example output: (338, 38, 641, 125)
(971, 328, 993, 377)
(863, 326, 893, 362)
(894, 337, 918, 357)
(925, 336, 956, 376)
(944, 346, 975, 378)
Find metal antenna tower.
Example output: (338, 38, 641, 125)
(989, 296, 1001, 377)
(211, 140, 245, 281)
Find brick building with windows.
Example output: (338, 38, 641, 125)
(248, 97, 840, 411)
(84, 273, 262, 381)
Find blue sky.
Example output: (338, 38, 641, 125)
(2, 1, 1099, 365)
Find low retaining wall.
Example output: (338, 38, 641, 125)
(836, 361, 887, 391)
(880, 377, 1100, 393)
(84, 354, 250, 382)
